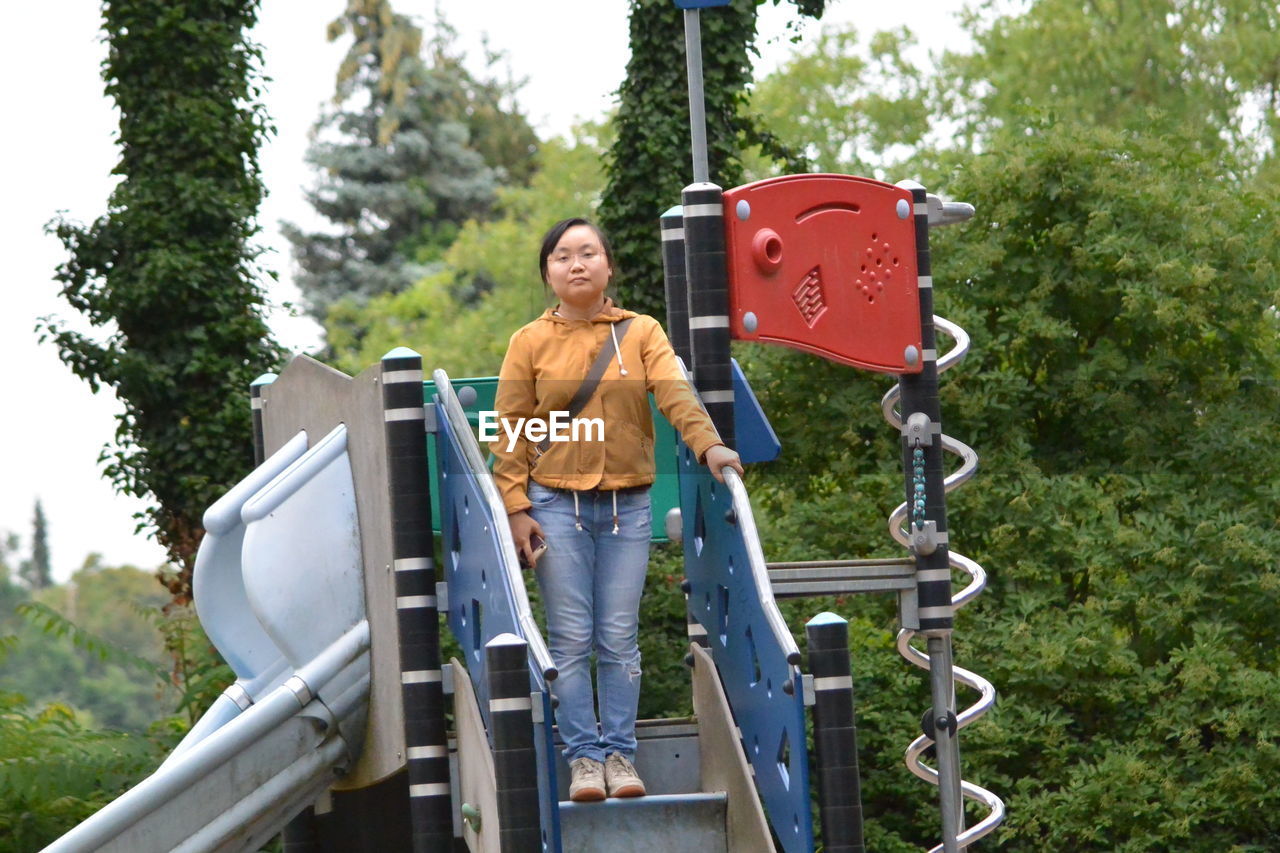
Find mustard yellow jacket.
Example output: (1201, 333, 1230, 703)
(490, 300, 723, 514)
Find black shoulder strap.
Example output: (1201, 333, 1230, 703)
(539, 317, 634, 452)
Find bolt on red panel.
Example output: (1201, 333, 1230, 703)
(723, 174, 923, 374)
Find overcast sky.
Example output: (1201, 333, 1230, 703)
(1, 1, 967, 583)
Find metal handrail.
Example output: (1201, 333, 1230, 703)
(432, 369, 557, 682)
(723, 466, 802, 666)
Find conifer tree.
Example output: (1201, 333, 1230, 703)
(283, 1, 514, 323)
(20, 500, 52, 591)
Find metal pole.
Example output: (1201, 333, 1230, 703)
(927, 636, 964, 852)
(683, 9, 709, 184)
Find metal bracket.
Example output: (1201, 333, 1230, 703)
(423, 401, 439, 433)
(903, 412, 936, 447)
(530, 692, 544, 723)
(436, 580, 449, 614)
(801, 673, 815, 707)
(442, 662, 455, 697)
(926, 193, 975, 228)
(910, 521, 940, 556)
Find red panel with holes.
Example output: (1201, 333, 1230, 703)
(723, 174, 923, 374)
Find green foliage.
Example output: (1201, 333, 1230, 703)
(921, 127, 1280, 849)
(1, 562, 182, 734)
(941, 0, 1280, 168)
(0, 692, 165, 853)
(637, 547, 697, 720)
(599, 0, 823, 322)
(740, 123, 1280, 848)
(44, 0, 285, 600)
(326, 129, 609, 376)
(0, 561, 206, 850)
(285, 2, 528, 323)
(745, 26, 930, 178)
(156, 603, 234, 726)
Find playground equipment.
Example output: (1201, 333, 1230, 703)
(42, 3, 1003, 851)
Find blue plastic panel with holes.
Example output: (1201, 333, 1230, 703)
(679, 443, 813, 853)
(434, 398, 562, 852)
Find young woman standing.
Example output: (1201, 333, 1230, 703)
(490, 218, 741, 802)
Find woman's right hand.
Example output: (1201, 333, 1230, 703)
(508, 510, 546, 569)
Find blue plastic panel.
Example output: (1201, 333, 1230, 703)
(434, 397, 561, 852)
(679, 445, 813, 853)
(673, 0, 732, 7)
(732, 358, 781, 464)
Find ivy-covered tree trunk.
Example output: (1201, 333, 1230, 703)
(46, 0, 283, 603)
(599, 0, 821, 322)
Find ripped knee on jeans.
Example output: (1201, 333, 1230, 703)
(624, 650, 642, 683)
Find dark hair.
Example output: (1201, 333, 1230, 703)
(538, 217, 617, 285)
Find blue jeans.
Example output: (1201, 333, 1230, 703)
(527, 482, 651, 763)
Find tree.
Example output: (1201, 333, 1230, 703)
(939, 0, 1280, 171)
(44, 0, 285, 602)
(19, 500, 52, 591)
(283, 1, 514, 323)
(326, 127, 609, 377)
(424, 12, 539, 187)
(745, 26, 929, 177)
(599, 0, 823, 322)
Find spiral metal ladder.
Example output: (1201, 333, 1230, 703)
(882, 313, 1005, 851)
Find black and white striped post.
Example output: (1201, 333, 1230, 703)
(661, 205, 692, 369)
(682, 183, 735, 449)
(806, 612, 865, 853)
(486, 633, 541, 851)
(249, 372, 277, 468)
(677, 0, 735, 448)
(895, 181, 964, 851)
(380, 347, 452, 852)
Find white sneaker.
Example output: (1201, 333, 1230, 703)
(569, 757, 606, 802)
(604, 752, 646, 798)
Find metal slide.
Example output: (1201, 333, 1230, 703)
(43, 426, 372, 853)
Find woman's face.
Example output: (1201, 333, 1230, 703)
(544, 224, 612, 311)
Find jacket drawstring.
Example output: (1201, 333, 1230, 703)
(570, 489, 621, 534)
(610, 321, 628, 376)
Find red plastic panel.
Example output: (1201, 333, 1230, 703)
(723, 174, 923, 374)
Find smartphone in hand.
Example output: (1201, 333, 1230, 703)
(520, 533, 548, 569)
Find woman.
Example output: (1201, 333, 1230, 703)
(491, 217, 742, 803)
